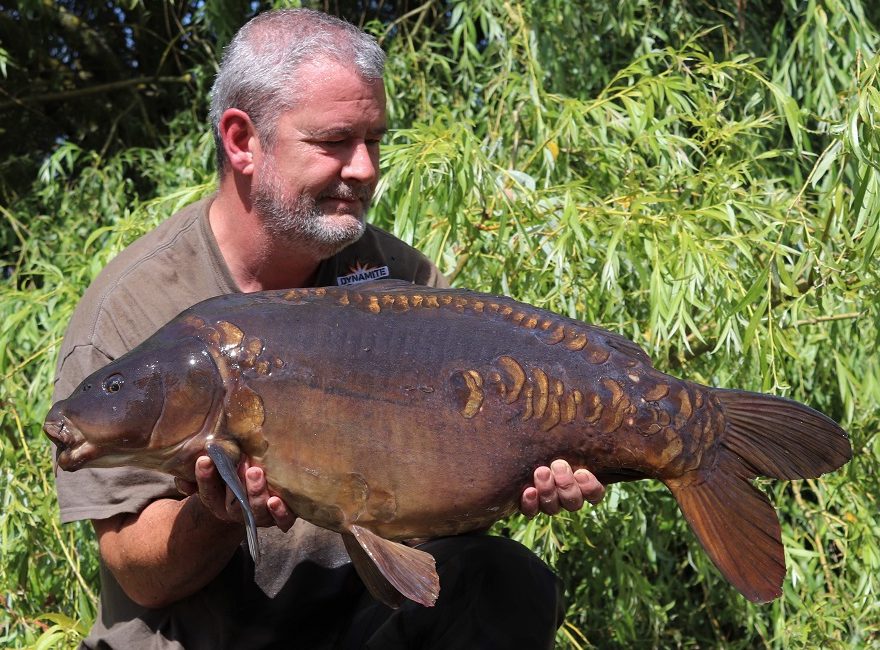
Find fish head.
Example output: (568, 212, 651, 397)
(44, 335, 225, 476)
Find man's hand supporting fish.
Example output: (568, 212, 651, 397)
(176, 458, 297, 532)
(523, 460, 606, 517)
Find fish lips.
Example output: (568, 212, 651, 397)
(43, 414, 93, 471)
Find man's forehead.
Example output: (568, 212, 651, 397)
(279, 62, 386, 134)
(294, 58, 384, 91)
(282, 98, 387, 138)
(288, 62, 384, 100)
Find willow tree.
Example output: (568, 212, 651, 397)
(2, 1, 878, 647)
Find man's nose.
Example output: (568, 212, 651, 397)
(341, 141, 379, 184)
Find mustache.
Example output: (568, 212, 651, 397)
(318, 182, 372, 203)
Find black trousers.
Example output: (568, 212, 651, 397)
(335, 534, 565, 650)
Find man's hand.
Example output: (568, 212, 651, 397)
(176, 456, 296, 532)
(520, 460, 605, 518)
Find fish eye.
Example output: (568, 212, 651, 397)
(102, 374, 125, 394)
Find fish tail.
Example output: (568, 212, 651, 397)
(710, 389, 852, 480)
(665, 389, 851, 602)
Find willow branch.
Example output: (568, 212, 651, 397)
(40, 0, 124, 74)
(669, 310, 864, 369)
(0, 75, 191, 111)
(378, 0, 438, 44)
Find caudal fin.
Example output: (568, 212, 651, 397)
(665, 389, 851, 602)
(713, 389, 852, 479)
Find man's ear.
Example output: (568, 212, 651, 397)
(218, 109, 259, 176)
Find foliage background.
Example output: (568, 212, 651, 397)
(2, 0, 879, 647)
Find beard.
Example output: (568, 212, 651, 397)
(253, 161, 370, 261)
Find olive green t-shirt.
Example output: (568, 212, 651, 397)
(52, 196, 448, 649)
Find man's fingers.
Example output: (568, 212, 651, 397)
(242, 465, 297, 529)
(532, 465, 561, 516)
(196, 456, 254, 525)
(267, 496, 297, 532)
(244, 466, 268, 502)
(550, 459, 584, 512)
(520, 486, 540, 519)
(574, 468, 606, 504)
(522, 462, 607, 518)
(189, 458, 299, 532)
(195, 456, 233, 520)
(228, 465, 269, 524)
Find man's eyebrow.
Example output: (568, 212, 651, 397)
(304, 126, 388, 139)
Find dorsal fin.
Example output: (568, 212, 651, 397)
(365, 278, 416, 290)
(601, 331, 652, 365)
(339, 283, 653, 366)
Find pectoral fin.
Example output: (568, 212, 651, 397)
(206, 441, 260, 563)
(344, 524, 439, 608)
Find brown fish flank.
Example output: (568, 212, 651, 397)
(44, 281, 852, 609)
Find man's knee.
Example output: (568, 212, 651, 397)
(423, 534, 565, 631)
(346, 535, 566, 650)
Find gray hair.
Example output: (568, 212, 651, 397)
(209, 8, 385, 173)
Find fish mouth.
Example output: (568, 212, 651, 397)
(44, 416, 70, 449)
(43, 416, 91, 471)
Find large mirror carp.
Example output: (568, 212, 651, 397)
(44, 280, 852, 608)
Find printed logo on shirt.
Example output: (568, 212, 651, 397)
(336, 262, 391, 286)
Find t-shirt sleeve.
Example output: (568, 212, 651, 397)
(50, 199, 227, 525)
(52, 339, 113, 403)
(53, 345, 180, 523)
(421, 260, 450, 289)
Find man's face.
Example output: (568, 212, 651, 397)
(253, 61, 387, 259)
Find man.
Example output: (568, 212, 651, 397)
(52, 9, 605, 649)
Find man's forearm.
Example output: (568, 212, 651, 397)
(95, 496, 245, 609)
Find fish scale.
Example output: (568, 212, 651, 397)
(44, 280, 852, 609)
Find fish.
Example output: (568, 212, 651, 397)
(44, 280, 852, 608)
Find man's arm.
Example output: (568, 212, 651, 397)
(95, 457, 295, 608)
